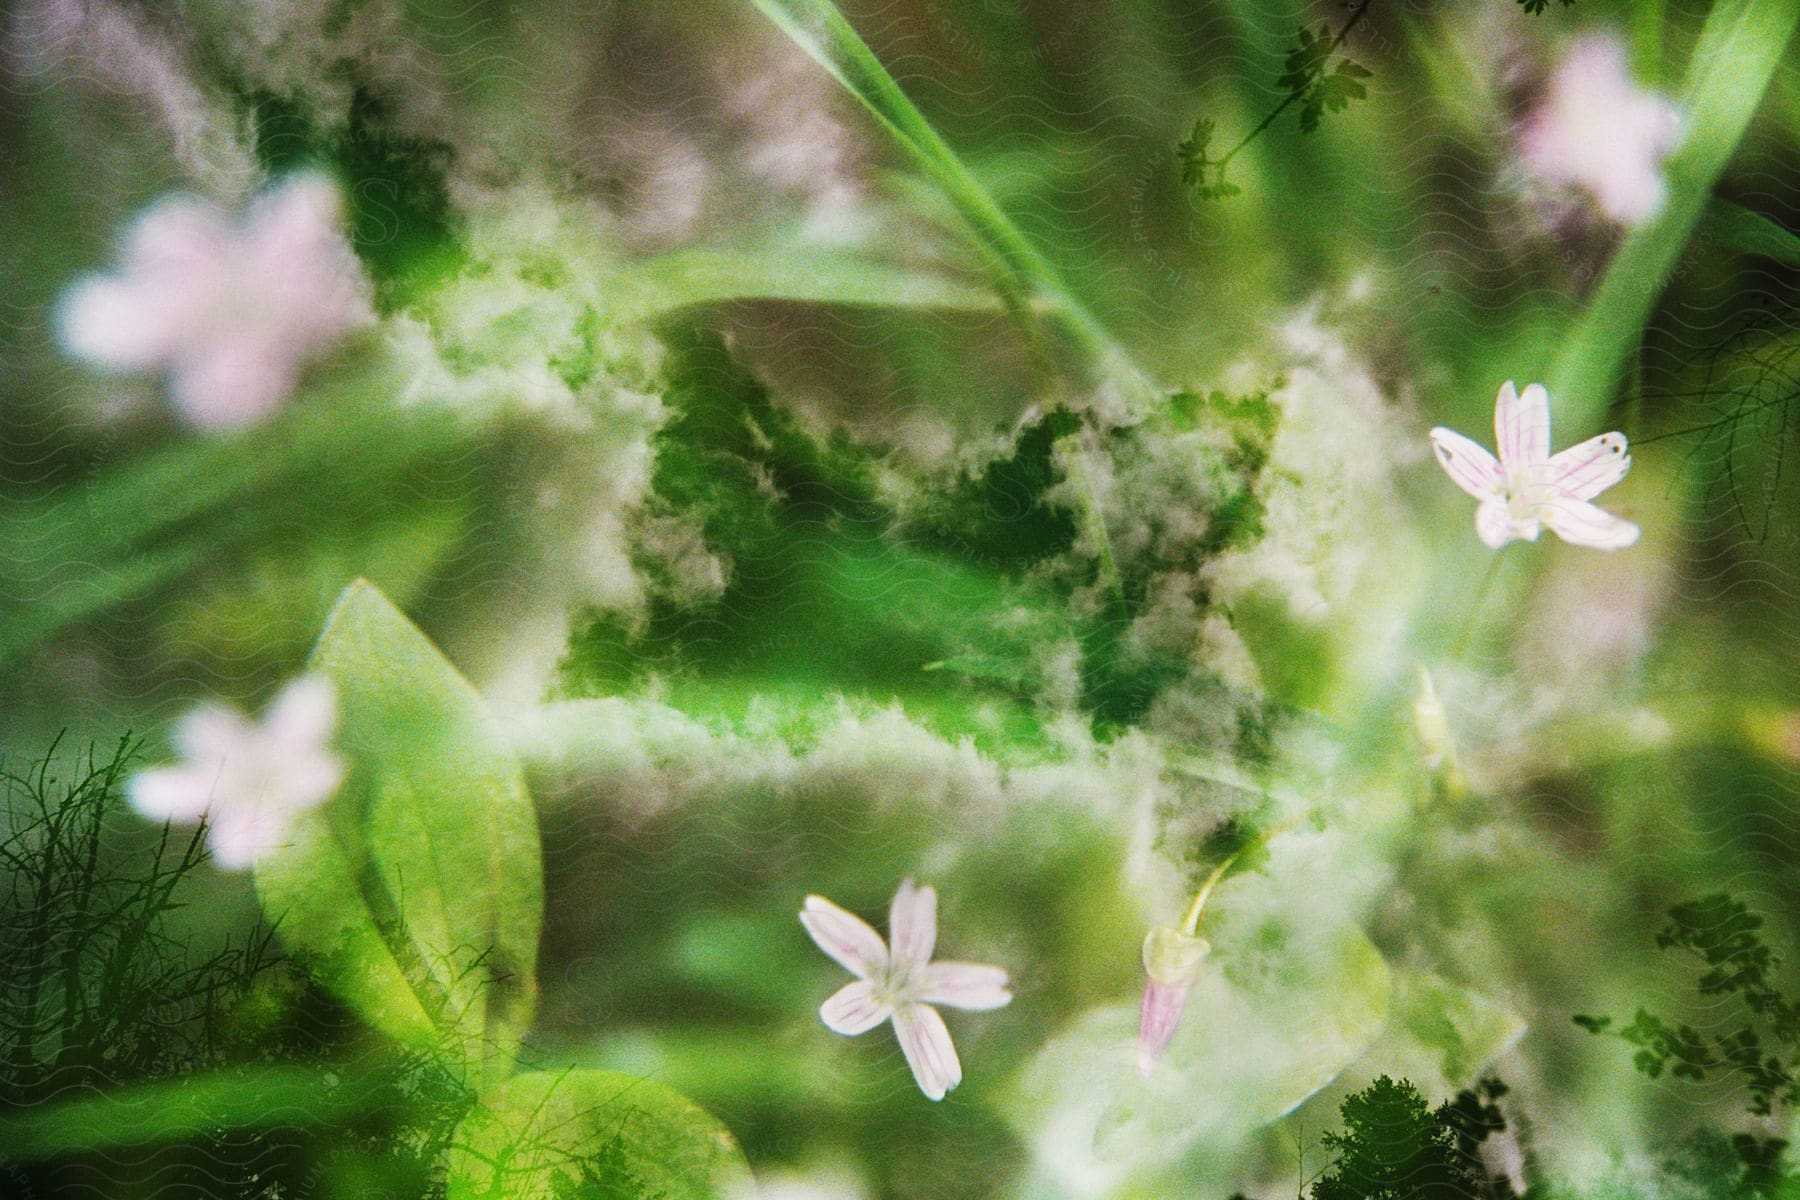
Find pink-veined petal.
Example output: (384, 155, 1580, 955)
(889, 878, 937, 968)
(1137, 977, 1193, 1076)
(1541, 495, 1640, 549)
(921, 962, 1011, 1011)
(1495, 381, 1551, 469)
(892, 1003, 962, 1101)
(127, 764, 217, 822)
(1546, 431, 1631, 501)
(819, 979, 892, 1035)
(1475, 498, 1523, 549)
(801, 895, 888, 979)
(1429, 427, 1503, 499)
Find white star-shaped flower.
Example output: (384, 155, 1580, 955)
(800, 879, 1011, 1101)
(1519, 35, 1681, 227)
(128, 676, 346, 869)
(1430, 381, 1639, 550)
(58, 172, 375, 430)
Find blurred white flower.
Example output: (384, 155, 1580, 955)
(1431, 381, 1638, 550)
(128, 676, 346, 869)
(1519, 36, 1681, 226)
(58, 173, 374, 430)
(800, 879, 1010, 1101)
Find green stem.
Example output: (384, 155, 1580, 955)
(745, 0, 1151, 398)
(1448, 547, 1508, 664)
(1214, 0, 1376, 170)
(1179, 824, 1287, 936)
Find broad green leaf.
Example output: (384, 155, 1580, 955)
(1374, 970, 1527, 1091)
(444, 1068, 751, 1200)
(1295, 969, 1526, 1127)
(257, 580, 543, 1083)
(1004, 915, 1391, 1196)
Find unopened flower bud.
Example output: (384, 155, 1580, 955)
(1413, 667, 1453, 771)
(1136, 926, 1210, 1075)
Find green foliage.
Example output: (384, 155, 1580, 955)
(0, 737, 280, 1107)
(746, 0, 1143, 382)
(564, 326, 1076, 747)
(258, 579, 543, 1085)
(445, 1069, 751, 1200)
(564, 329, 1283, 749)
(1177, 117, 1241, 200)
(1515, 0, 1576, 14)
(1578, 894, 1800, 1193)
(1180, 7, 1374, 201)
(248, 86, 460, 304)
(1577, 894, 1800, 1112)
(619, 236, 1000, 320)
(1278, 26, 1375, 136)
(1308, 1076, 1520, 1200)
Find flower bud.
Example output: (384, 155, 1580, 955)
(1413, 667, 1453, 771)
(1136, 926, 1210, 1075)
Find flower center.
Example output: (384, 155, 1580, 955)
(1501, 465, 1551, 526)
(873, 961, 925, 1007)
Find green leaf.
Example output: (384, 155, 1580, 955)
(618, 237, 998, 318)
(0, 1061, 412, 1160)
(1303, 970, 1526, 1117)
(1698, 198, 1800, 267)
(256, 580, 543, 1083)
(0, 379, 473, 669)
(1003, 916, 1391, 1193)
(444, 1069, 751, 1200)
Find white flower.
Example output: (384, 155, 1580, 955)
(800, 879, 1011, 1101)
(58, 172, 374, 430)
(1430, 381, 1639, 550)
(128, 676, 346, 869)
(1519, 35, 1681, 227)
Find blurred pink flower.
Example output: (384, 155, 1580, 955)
(128, 676, 345, 869)
(801, 879, 1010, 1101)
(58, 173, 374, 429)
(1519, 36, 1681, 227)
(1136, 925, 1210, 1075)
(1431, 381, 1639, 550)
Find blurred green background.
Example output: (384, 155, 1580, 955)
(2, 0, 1799, 1197)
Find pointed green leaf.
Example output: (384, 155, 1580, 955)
(619, 238, 997, 318)
(445, 1069, 751, 1200)
(1698, 198, 1800, 268)
(256, 580, 543, 1082)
